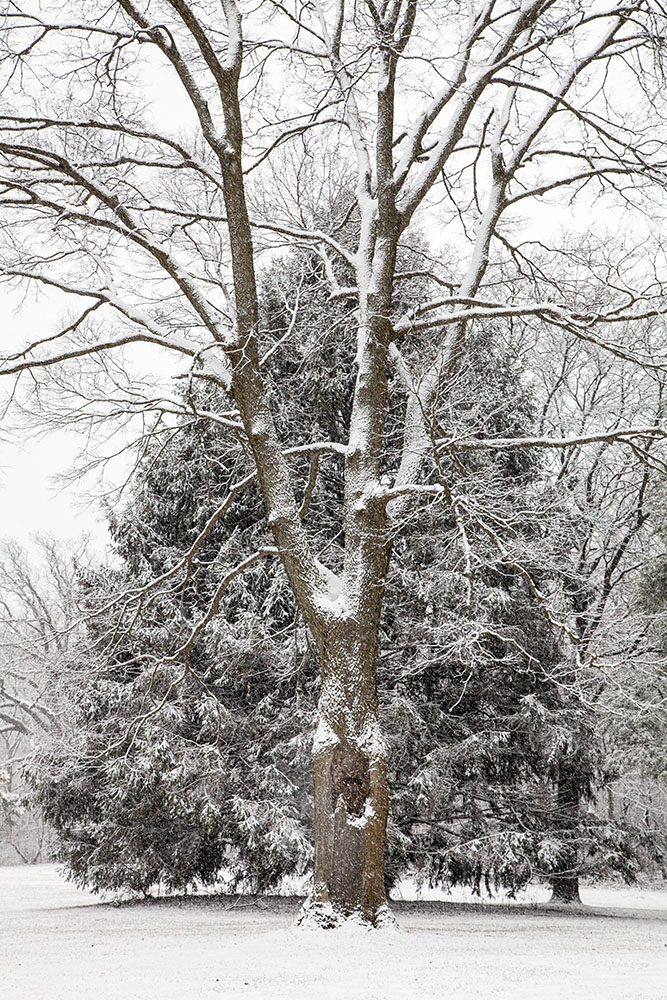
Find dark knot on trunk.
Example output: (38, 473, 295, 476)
(330, 745, 370, 817)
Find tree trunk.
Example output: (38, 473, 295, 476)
(550, 872, 581, 905)
(549, 771, 582, 905)
(298, 625, 392, 927)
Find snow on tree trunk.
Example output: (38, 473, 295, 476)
(299, 626, 392, 927)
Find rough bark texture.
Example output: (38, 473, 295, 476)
(549, 772, 582, 905)
(550, 872, 582, 905)
(299, 629, 392, 927)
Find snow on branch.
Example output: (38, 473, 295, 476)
(85, 439, 347, 633)
(162, 545, 279, 666)
(439, 427, 667, 453)
(391, 298, 667, 342)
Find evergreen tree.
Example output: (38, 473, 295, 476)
(30, 258, 650, 899)
(381, 333, 648, 901)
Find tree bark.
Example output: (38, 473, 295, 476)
(550, 872, 581, 905)
(299, 623, 392, 927)
(549, 771, 582, 905)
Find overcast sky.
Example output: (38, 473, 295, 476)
(0, 285, 112, 554)
(1, 428, 110, 551)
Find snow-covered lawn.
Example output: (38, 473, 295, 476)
(2, 865, 665, 1000)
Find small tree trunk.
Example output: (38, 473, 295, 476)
(299, 627, 392, 927)
(607, 785, 615, 820)
(549, 771, 582, 905)
(550, 871, 581, 904)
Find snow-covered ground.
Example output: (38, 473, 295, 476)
(2, 865, 665, 1000)
(391, 875, 667, 910)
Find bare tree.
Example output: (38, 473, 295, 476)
(526, 328, 666, 902)
(1, 0, 667, 925)
(0, 537, 84, 862)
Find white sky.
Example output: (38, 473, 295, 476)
(0, 285, 113, 554)
(1, 431, 106, 546)
(0, 45, 194, 556)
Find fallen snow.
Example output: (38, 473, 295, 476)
(2, 865, 665, 1000)
(391, 877, 667, 911)
(314, 558, 343, 605)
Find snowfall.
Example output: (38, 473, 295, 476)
(2, 865, 665, 1000)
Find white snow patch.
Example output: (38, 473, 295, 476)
(314, 558, 344, 607)
(312, 716, 340, 753)
(358, 720, 387, 762)
(347, 799, 376, 829)
(2, 866, 666, 1000)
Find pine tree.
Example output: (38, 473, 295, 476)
(30, 260, 652, 899)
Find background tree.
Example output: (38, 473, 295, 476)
(534, 321, 667, 901)
(382, 316, 665, 903)
(0, 538, 84, 862)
